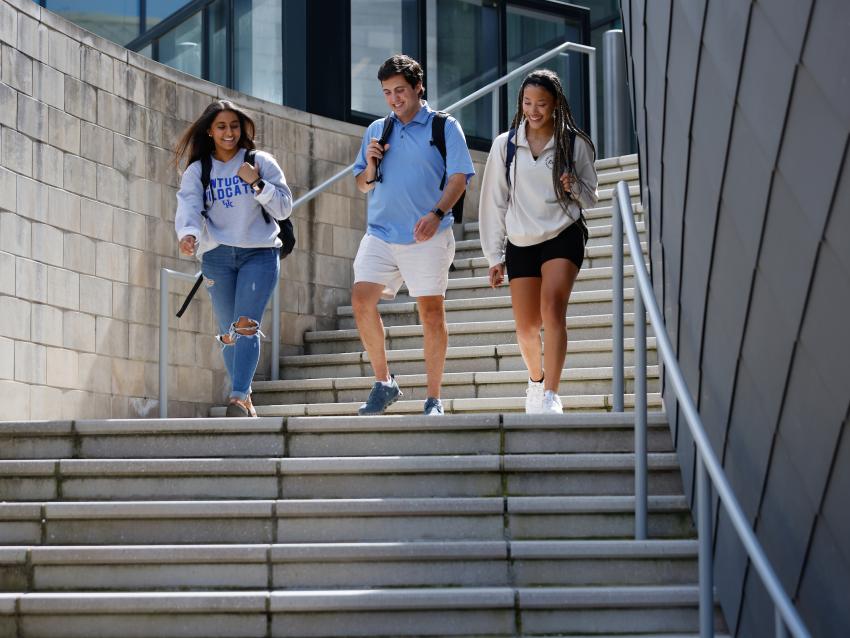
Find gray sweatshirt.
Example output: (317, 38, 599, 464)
(174, 148, 293, 257)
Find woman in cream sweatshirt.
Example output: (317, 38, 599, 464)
(479, 69, 598, 414)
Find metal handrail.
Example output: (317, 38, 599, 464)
(270, 38, 597, 380)
(611, 181, 811, 638)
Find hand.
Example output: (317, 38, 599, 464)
(179, 235, 197, 256)
(560, 171, 572, 193)
(488, 263, 505, 288)
(413, 212, 441, 242)
(237, 162, 260, 186)
(365, 137, 389, 165)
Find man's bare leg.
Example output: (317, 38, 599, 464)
(417, 295, 448, 398)
(352, 282, 390, 381)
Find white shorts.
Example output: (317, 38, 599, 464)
(353, 227, 456, 299)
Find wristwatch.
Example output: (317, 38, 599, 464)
(431, 207, 446, 220)
(251, 179, 265, 194)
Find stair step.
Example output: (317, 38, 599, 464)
(0, 453, 682, 501)
(286, 411, 674, 457)
(338, 287, 640, 328)
(281, 337, 657, 380)
(0, 539, 698, 592)
(2, 495, 691, 545)
(0, 413, 672, 459)
(0, 586, 724, 637)
(0, 586, 725, 637)
(306, 313, 650, 354)
(254, 365, 661, 405)
(215, 392, 663, 417)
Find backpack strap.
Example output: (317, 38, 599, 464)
(430, 112, 448, 189)
(430, 112, 465, 224)
(373, 116, 394, 183)
(504, 128, 518, 188)
(243, 149, 272, 225)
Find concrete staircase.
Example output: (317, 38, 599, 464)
(0, 154, 727, 636)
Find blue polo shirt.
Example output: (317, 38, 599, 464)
(353, 102, 475, 244)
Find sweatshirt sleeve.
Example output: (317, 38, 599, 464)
(174, 161, 204, 241)
(569, 136, 599, 210)
(478, 134, 510, 268)
(254, 152, 293, 221)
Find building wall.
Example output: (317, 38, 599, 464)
(0, 0, 487, 419)
(621, 1, 849, 636)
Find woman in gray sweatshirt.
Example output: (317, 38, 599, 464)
(174, 100, 292, 417)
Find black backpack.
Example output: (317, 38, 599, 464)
(377, 112, 466, 224)
(505, 127, 588, 243)
(176, 149, 294, 318)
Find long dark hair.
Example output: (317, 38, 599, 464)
(508, 69, 596, 216)
(173, 100, 256, 170)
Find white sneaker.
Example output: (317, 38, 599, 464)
(542, 390, 563, 414)
(525, 379, 545, 414)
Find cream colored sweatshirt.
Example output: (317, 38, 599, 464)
(478, 123, 598, 267)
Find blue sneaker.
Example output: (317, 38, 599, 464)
(423, 397, 444, 416)
(358, 376, 402, 415)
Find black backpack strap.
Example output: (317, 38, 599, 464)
(429, 112, 466, 224)
(505, 128, 517, 188)
(373, 116, 394, 183)
(378, 116, 394, 146)
(244, 148, 272, 225)
(430, 112, 448, 189)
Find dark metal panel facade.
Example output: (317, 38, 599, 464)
(621, 0, 850, 635)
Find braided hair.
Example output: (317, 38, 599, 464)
(508, 69, 596, 219)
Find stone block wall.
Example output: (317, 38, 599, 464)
(0, 0, 489, 420)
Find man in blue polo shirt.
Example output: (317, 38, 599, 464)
(351, 54, 475, 416)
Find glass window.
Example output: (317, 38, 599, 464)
(234, 0, 283, 104)
(44, 0, 140, 45)
(145, 0, 194, 32)
(207, 0, 229, 87)
(425, 0, 500, 141)
(157, 11, 202, 77)
(506, 4, 585, 133)
(350, 0, 419, 117)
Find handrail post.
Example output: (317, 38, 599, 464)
(492, 90, 500, 139)
(271, 281, 280, 381)
(159, 268, 169, 418)
(612, 193, 624, 412)
(634, 277, 647, 539)
(698, 456, 714, 637)
(776, 607, 789, 638)
(588, 49, 598, 147)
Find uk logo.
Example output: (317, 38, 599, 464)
(222, 200, 234, 208)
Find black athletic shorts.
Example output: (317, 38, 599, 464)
(505, 222, 586, 279)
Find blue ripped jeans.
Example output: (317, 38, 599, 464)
(202, 245, 279, 401)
